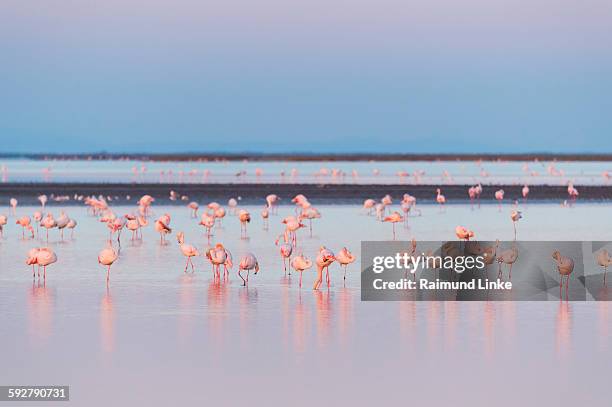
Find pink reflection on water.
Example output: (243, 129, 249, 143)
(426, 301, 441, 351)
(293, 291, 310, 354)
(555, 302, 572, 358)
(444, 302, 458, 351)
(207, 280, 229, 349)
(238, 287, 258, 349)
(100, 288, 114, 354)
(314, 289, 331, 348)
(27, 280, 54, 347)
(483, 302, 496, 358)
(280, 275, 291, 351)
(177, 274, 196, 346)
(598, 300, 610, 351)
(337, 287, 353, 347)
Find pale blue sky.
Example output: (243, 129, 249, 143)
(1, 0, 611, 153)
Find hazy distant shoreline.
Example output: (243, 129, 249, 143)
(3, 153, 612, 162)
(2, 182, 612, 204)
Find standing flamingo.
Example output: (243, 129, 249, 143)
(522, 185, 529, 203)
(199, 212, 215, 240)
(336, 247, 356, 280)
(495, 189, 504, 211)
(0, 214, 7, 237)
(205, 243, 232, 282)
(98, 247, 119, 285)
(38, 194, 48, 209)
(291, 254, 312, 288)
(36, 247, 57, 280)
(275, 235, 293, 274)
(496, 243, 519, 280)
(41, 213, 56, 242)
(436, 188, 446, 212)
(238, 209, 251, 238)
(154, 214, 172, 243)
(314, 246, 335, 290)
(299, 207, 321, 237)
(282, 216, 305, 247)
(56, 212, 70, 241)
(25, 247, 40, 277)
(363, 199, 376, 215)
(187, 202, 199, 218)
(552, 250, 574, 300)
(266, 194, 280, 214)
(16, 216, 32, 239)
(510, 210, 522, 240)
(238, 253, 260, 286)
(261, 208, 269, 230)
(9, 198, 17, 215)
(383, 211, 404, 240)
(66, 218, 77, 239)
(177, 232, 199, 272)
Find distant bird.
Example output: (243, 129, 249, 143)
(199, 212, 215, 240)
(56, 212, 70, 241)
(214, 207, 226, 226)
(266, 194, 280, 214)
(436, 188, 446, 212)
(522, 185, 530, 203)
(38, 194, 48, 209)
(187, 202, 199, 218)
(299, 207, 321, 237)
(98, 247, 119, 284)
(552, 250, 574, 300)
(10, 198, 17, 215)
(41, 213, 57, 242)
(510, 210, 522, 240)
(314, 246, 335, 290)
(596, 249, 611, 286)
(261, 208, 269, 230)
(291, 254, 313, 288)
(363, 199, 376, 215)
(336, 247, 356, 280)
(383, 211, 404, 240)
(495, 189, 505, 211)
(36, 247, 57, 280)
(238, 253, 260, 286)
(238, 210, 251, 238)
(177, 232, 199, 272)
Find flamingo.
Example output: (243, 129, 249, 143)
(266, 194, 280, 214)
(261, 208, 269, 230)
(56, 212, 70, 241)
(363, 199, 376, 215)
(383, 211, 404, 240)
(16, 216, 33, 239)
(282, 216, 305, 247)
(552, 250, 574, 300)
(199, 212, 215, 240)
(126, 216, 140, 240)
(228, 198, 238, 214)
(36, 247, 57, 280)
(238, 253, 260, 286)
(98, 247, 118, 284)
(238, 209, 251, 238)
(33, 211, 43, 237)
(455, 226, 474, 242)
(275, 235, 293, 274)
(314, 246, 335, 290)
(496, 243, 518, 280)
(38, 194, 48, 209)
(205, 243, 232, 281)
(436, 188, 446, 212)
(41, 213, 56, 242)
(291, 254, 312, 288)
(299, 207, 321, 237)
(10, 198, 17, 215)
(510, 210, 522, 240)
(154, 214, 172, 243)
(495, 189, 504, 211)
(0, 214, 7, 237)
(66, 218, 77, 239)
(522, 185, 529, 203)
(177, 232, 199, 272)
(567, 183, 579, 204)
(25, 247, 40, 277)
(214, 207, 226, 226)
(596, 249, 611, 286)
(336, 247, 356, 280)
(187, 202, 199, 218)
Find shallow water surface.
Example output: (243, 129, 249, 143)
(1, 203, 611, 406)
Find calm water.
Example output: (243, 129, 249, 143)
(2, 158, 612, 185)
(1, 203, 612, 406)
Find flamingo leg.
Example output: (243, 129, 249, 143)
(184, 257, 189, 272)
(299, 272, 303, 288)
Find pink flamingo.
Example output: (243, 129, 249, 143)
(266, 194, 280, 214)
(154, 214, 172, 243)
(275, 235, 293, 274)
(314, 247, 335, 290)
(383, 211, 404, 240)
(552, 250, 574, 300)
(16, 216, 33, 239)
(41, 214, 56, 242)
(596, 249, 612, 286)
(36, 247, 57, 280)
(496, 243, 519, 280)
(363, 199, 376, 215)
(238, 253, 260, 286)
(199, 212, 215, 240)
(26, 247, 40, 278)
(455, 225, 474, 242)
(177, 232, 199, 272)
(495, 189, 504, 211)
(510, 210, 522, 240)
(336, 247, 356, 280)
(299, 207, 321, 237)
(205, 243, 232, 282)
(282, 216, 305, 247)
(522, 185, 529, 203)
(261, 208, 269, 230)
(98, 247, 118, 285)
(436, 188, 446, 212)
(291, 254, 312, 288)
(187, 202, 199, 218)
(10, 198, 17, 215)
(238, 209, 251, 238)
